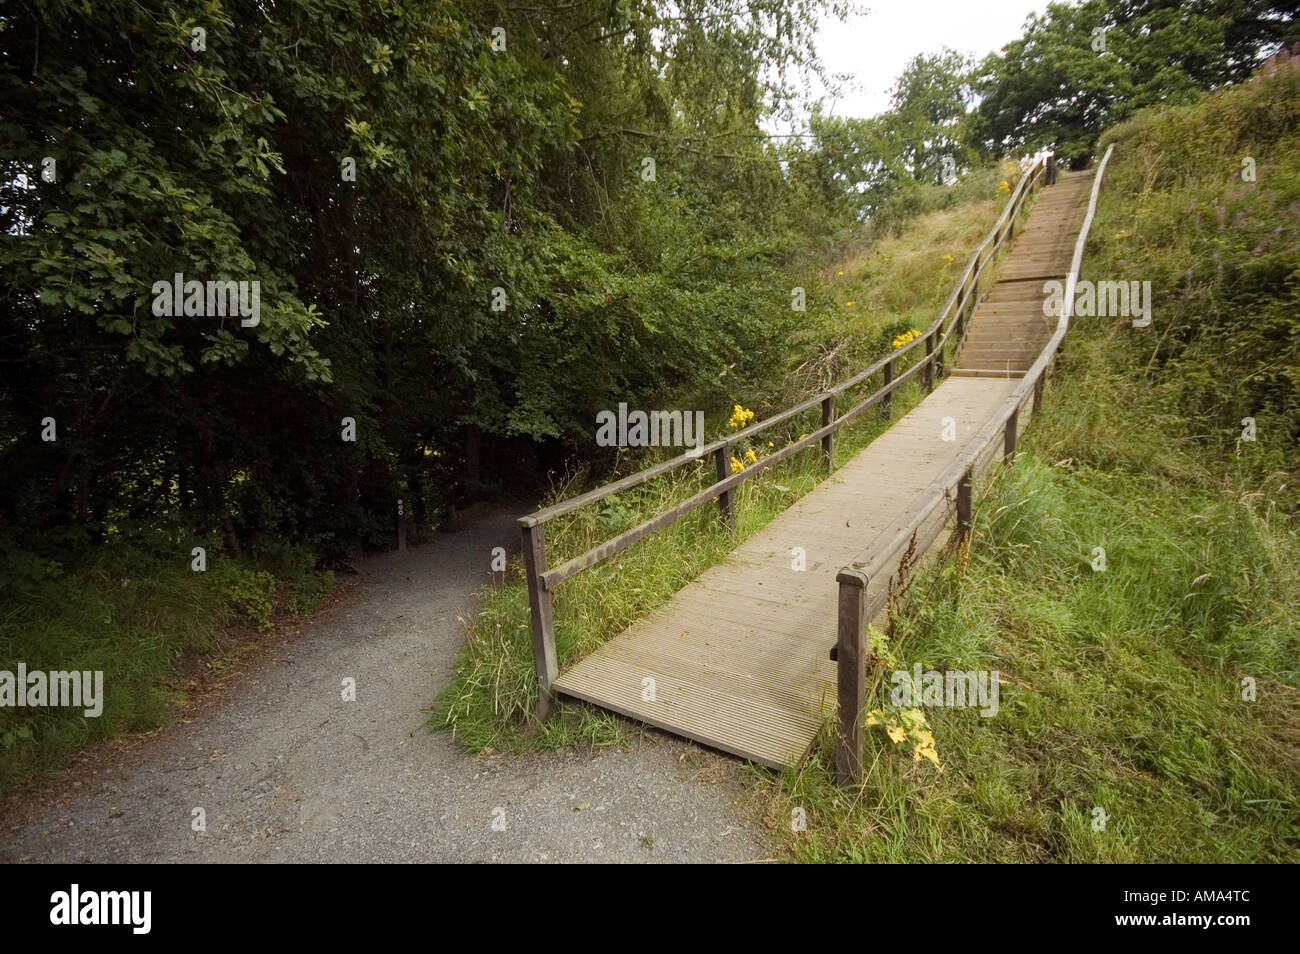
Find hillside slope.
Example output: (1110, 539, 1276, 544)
(761, 54, 1300, 863)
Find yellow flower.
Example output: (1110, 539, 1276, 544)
(891, 328, 922, 350)
(727, 404, 755, 430)
(730, 456, 743, 474)
(837, 270, 844, 276)
(845, 300, 855, 307)
(998, 180, 1010, 192)
(867, 706, 942, 769)
(942, 254, 954, 264)
(767, 441, 774, 447)
(744, 448, 757, 465)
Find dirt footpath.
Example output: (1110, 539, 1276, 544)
(0, 508, 769, 863)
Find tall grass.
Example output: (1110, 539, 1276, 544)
(1093, 52, 1300, 502)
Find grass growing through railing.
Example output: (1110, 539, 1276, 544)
(784, 158, 1028, 402)
(432, 177, 1018, 753)
(434, 375, 927, 753)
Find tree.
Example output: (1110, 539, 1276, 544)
(887, 50, 979, 184)
(975, 0, 1300, 164)
(0, 0, 848, 558)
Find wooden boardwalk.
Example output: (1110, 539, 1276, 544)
(551, 169, 1097, 769)
(955, 172, 1094, 375)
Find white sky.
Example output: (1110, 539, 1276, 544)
(811, 0, 1052, 119)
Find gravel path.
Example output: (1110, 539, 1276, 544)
(0, 508, 769, 863)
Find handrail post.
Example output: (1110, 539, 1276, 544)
(881, 358, 894, 420)
(835, 575, 868, 785)
(820, 394, 835, 470)
(956, 471, 972, 546)
(1032, 375, 1045, 415)
(714, 444, 735, 528)
(522, 522, 558, 720)
(923, 332, 935, 392)
(1005, 407, 1019, 459)
(955, 281, 966, 341)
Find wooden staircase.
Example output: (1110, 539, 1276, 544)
(954, 171, 1094, 376)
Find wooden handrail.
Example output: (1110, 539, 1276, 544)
(520, 332, 926, 529)
(521, 158, 1046, 532)
(833, 145, 1113, 784)
(520, 152, 1051, 716)
(538, 348, 944, 592)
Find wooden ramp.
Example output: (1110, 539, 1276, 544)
(554, 377, 1021, 767)
(552, 169, 1096, 769)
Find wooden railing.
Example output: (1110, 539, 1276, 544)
(519, 152, 1055, 718)
(833, 144, 1115, 784)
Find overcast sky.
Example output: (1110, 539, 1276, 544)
(811, 0, 1052, 119)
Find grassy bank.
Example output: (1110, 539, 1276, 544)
(756, 320, 1300, 861)
(0, 530, 333, 793)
